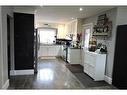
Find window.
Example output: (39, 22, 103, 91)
(38, 28, 57, 44)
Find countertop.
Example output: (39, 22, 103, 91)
(84, 50, 107, 55)
(69, 47, 81, 49)
(40, 44, 64, 46)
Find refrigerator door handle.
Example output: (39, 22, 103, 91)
(37, 34, 40, 50)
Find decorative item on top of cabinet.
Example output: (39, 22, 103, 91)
(93, 14, 112, 36)
(88, 37, 97, 52)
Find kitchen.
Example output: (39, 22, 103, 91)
(33, 6, 113, 84)
(5, 6, 127, 89)
(37, 11, 109, 81)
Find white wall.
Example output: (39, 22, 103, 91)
(83, 8, 118, 78)
(116, 7, 127, 25)
(0, 6, 3, 88)
(0, 6, 13, 89)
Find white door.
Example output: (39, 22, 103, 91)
(82, 23, 93, 65)
(82, 23, 93, 50)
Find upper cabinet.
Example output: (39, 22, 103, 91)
(57, 24, 66, 39)
(65, 19, 83, 41)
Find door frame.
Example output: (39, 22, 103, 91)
(7, 14, 13, 78)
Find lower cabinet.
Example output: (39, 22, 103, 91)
(38, 45, 62, 57)
(84, 51, 106, 81)
(67, 48, 82, 64)
(38, 46, 48, 57)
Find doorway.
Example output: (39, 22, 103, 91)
(82, 23, 93, 50)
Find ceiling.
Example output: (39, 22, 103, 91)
(13, 6, 114, 24)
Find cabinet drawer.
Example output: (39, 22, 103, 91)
(85, 53, 96, 67)
(84, 64, 94, 79)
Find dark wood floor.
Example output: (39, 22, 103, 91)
(8, 58, 116, 89)
(66, 64, 116, 89)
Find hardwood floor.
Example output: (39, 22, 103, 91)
(8, 58, 84, 89)
(66, 64, 116, 89)
(8, 58, 116, 89)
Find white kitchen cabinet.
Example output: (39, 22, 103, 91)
(54, 45, 62, 56)
(65, 19, 83, 41)
(67, 48, 82, 64)
(38, 45, 62, 57)
(84, 51, 106, 81)
(48, 46, 56, 56)
(38, 46, 48, 57)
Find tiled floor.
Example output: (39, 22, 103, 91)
(8, 58, 116, 89)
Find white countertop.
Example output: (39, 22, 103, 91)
(84, 50, 107, 55)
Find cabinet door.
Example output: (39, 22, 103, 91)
(84, 63, 94, 79)
(61, 46, 64, 57)
(71, 20, 77, 41)
(42, 46, 48, 56)
(65, 20, 77, 41)
(56, 46, 62, 56)
(85, 53, 96, 67)
(38, 46, 48, 57)
(48, 46, 55, 56)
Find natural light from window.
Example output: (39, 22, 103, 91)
(38, 28, 56, 44)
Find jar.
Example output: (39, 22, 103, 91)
(89, 37, 97, 52)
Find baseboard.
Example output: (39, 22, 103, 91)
(104, 75, 112, 84)
(2, 79, 9, 89)
(10, 69, 34, 76)
(10, 70, 15, 75)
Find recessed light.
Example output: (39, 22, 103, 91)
(79, 7, 83, 11)
(71, 17, 74, 19)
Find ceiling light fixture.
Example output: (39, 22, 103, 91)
(79, 7, 83, 11)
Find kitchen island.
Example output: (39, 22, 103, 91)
(67, 47, 82, 65)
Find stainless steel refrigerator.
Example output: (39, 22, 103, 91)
(34, 29, 40, 73)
